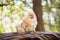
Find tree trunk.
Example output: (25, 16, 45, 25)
(33, 0, 45, 31)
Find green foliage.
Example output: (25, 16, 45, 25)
(0, 24, 5, 33)
(0, 0, 2, 4)
(0, 0, 26, 33)
(43, 0, 60, 32)
(54, 10, 60, 33)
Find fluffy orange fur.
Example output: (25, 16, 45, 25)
(16, 12, 37, 33)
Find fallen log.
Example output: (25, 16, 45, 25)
(0, 32, 60, 40)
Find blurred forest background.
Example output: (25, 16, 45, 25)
(0, 0, 60, 33)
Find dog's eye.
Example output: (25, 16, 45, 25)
(30, 16, 34, 19)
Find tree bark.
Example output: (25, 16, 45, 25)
(33, 0, 45, 31)
(0, 32, 60, 40)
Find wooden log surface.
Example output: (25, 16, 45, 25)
(0, 32, 60, 40)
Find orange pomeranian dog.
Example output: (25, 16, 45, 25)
(16, 11, 37, 33)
